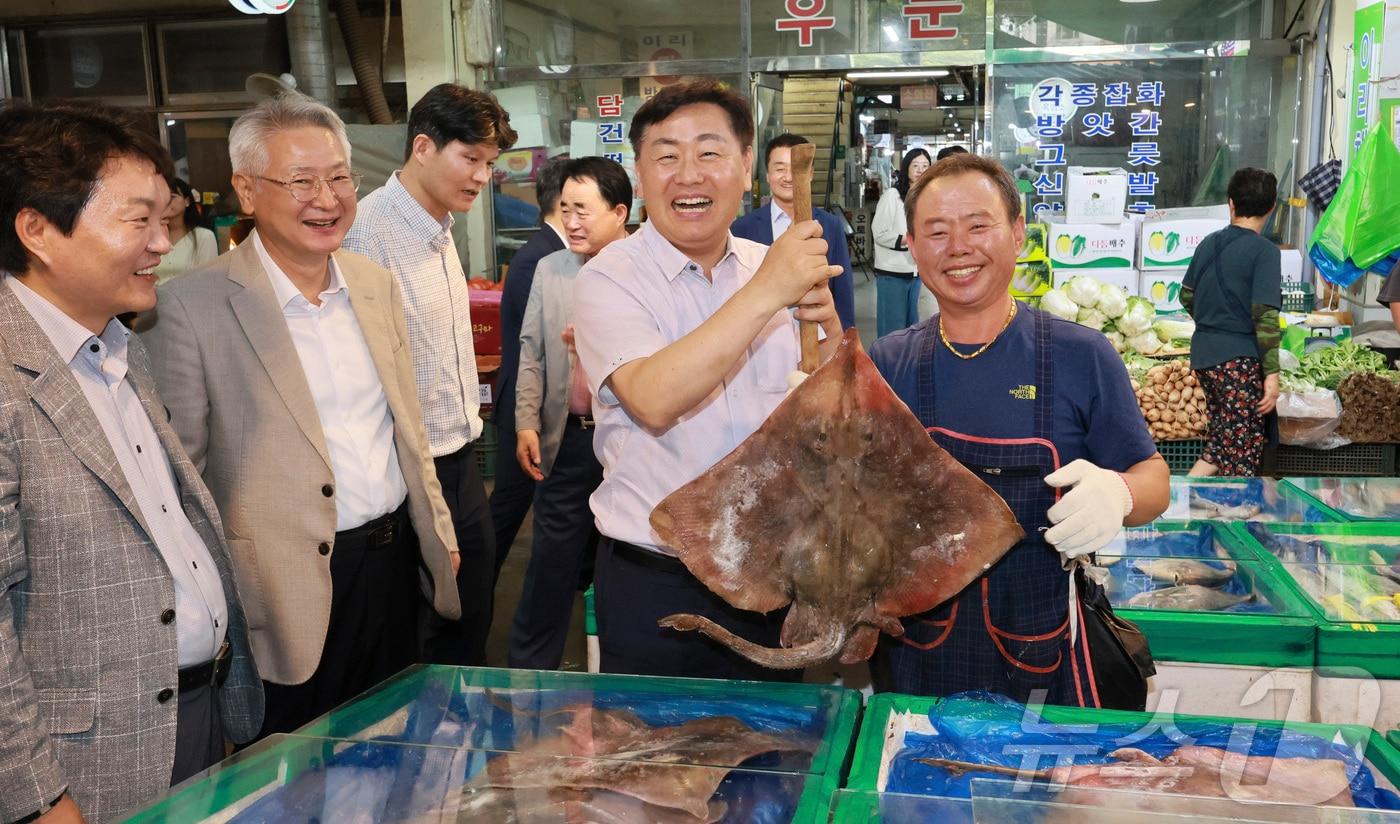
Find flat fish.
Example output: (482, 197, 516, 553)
(418, 786, 727, 824)
(1127, 584, 1255, 612)
(1132, 557, 1237, 587)
(1187, 490, 1262, 521)
(650, 329, 1023, 669)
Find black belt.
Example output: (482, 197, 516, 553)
(874, 268, 916, 280)
(339, 502, 408, 549)
(609, 538, 687, 574)
(567, 414, 595, 430)
(178, 640, 231, 693)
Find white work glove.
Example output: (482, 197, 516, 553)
(1044, 459, 1134, 560)
(785, 370, 809, 395)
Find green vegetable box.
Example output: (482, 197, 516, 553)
(1235, 521, 1400, 730)
(841, 691, 1400, 821)
(126, 733, 830, 823)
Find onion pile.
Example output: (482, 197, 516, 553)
(1131, 361, 1208, 441)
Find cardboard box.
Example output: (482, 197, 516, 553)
(1137, 205, 1229, 270)
(1064, 167, 1128, 224)
(1078, 267, 1139, 297)
(1045, 217, 1136, 270)
(469, 289, 503, 357)
(1019, 224, 1048, 262)
(1010, 260, 1052, 295)
(1140, 268, 1188, 312)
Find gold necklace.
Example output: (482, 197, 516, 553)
(938, 300, 1018, 360)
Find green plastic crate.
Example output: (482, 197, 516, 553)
(125, 733, 832, 823)
(1272, 443, 1398, 478)
(847, 692, 1400, 799)
(1110, 521, 1317, 668)
(1155, 439, 1204, 474)
(1283, 476, 1400, 521)
(1229, 520, 1400, 678)
(290, 664, 862, 807)
(1282, 280, 1316, 312)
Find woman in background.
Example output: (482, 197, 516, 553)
(871, 148, 931, 337)
(154, 177, 218, 283)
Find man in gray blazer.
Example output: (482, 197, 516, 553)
(142, 94, 461, 738)
(0, 103, 261, 823)
(510, 158, 631, 670)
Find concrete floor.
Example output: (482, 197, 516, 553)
(483, 262, 932, 671)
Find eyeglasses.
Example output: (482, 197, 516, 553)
(257, 172, 363, 203)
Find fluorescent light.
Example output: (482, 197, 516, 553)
(1183, 101, 1197, 108)
(877, 94, 894, 104)
(882, 24, 900, 42)
(847, 69, 950, 80)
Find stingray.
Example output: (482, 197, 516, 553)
(650, 328, 1024, 669)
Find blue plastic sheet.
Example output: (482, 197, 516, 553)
(886, 692, 1400, 810)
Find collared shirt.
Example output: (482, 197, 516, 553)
(7, 277, 227, 667)
(342, 171, 481, 456)
(573, 222, 800, 553)
(769, 200, 793, 240)
(252, 231, 408, 530)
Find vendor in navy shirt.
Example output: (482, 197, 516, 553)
(867, 153, 1169, 705)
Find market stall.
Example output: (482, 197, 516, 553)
(125, 665, 862, 822)
(845, 691, 1400, 820)
(1099, 521, 1316, 721)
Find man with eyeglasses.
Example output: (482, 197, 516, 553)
(142, 94, 462, 737)
(344, 84, 516, 667)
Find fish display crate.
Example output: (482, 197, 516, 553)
(846, 692, 1400, 816)
(1282, 280, 1317, 313)
(126, 733, 831, 823)
(1283, 476, 1400, 521)
(475, 418, 498, 480)
(1271, 443, 1399, 478)
(284, 664, 861, 809)
(1157, 475, 1342, 525)
(1155, 438, 1204, 475)
(1232, 521, 1400, 730)
(1104, 522, 1317, 668)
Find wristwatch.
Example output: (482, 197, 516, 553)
(13, 792, 66, 823)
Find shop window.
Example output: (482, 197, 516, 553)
(994, 0, 1268, 49)
(24, 25, 151, 105)
(499, 0, 742, 67)
(991, 54, 1299, 221)
(158, 20, 290, 105)
(749, 0, 987, 58)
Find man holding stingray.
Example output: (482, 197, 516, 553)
(572, 80, 842, 681)
(868, 152, 1169, 704)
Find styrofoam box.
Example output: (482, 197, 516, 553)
(1044, 215, 1136, 270)
(1138, 205, 1229, 270)
(509, 114, 556, 151)
(1141, 267, 1188, 312)
(1065, 166, 1128, 224)
(1281, 248, 1304, 281)
(491, 84, 553, 117)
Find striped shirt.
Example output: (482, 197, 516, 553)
(343, 171, 481, 456)
(7, 276, 227, 667)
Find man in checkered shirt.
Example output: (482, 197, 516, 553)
(343, 84, 516, 666)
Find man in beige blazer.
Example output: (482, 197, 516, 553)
(142, 94, 461, 738)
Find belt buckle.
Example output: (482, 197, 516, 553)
(212, 640, 232, 688)
(372, 516, 397, 548)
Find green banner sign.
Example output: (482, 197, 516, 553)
(1351, 0, 1387, 161)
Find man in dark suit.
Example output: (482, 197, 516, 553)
(0, 101, 261, 823)
(489, 158, 567, 578)
(731, 133, 855, 330)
